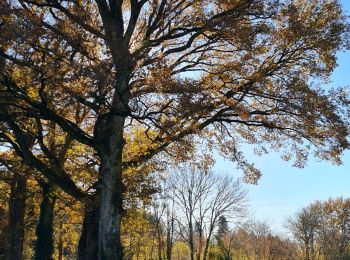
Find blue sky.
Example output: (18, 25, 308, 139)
(214, 0, 350, 235)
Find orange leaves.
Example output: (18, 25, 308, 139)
(240, 109, 250, 120)
(213, 0, 245, 12)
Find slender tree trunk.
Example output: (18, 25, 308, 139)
(157, 226, 163, 260)
(189, 219, 195, 260)
(166, 247, 172, 260)
(34, 182, 56, 260)
(7, 176, 27, 260)
(197, 227, 203, 260)
(305, 243, 310, 260)
(58, 221, 63, 260)
(96, 72, 130, 259)
(149, 234, 155, 259)
(203, 227, 214, 260)
(78, 199, 99, 260)
(165, 207, 174, 260)
(311, 237, 315, 260)
(166, 232, 172, 260)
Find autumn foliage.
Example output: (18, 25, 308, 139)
(0, 0, 349, 259)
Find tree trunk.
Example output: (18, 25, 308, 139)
(165, 207, 174, 260)
(97, 118, 125, 259)
(7, 176, 27, 260)
(166, 247, 172, 260)
(96, 72, 130, 259)
(197, 226, 203, 260)
(58, 222, 63, 260)
(203, 227, 214, 260)
(305, 243, 310, 260)
(189, 219, 195, 260)
(34, 182, 56, 260)
(78, 200, 99, 260)
(157, 226, 163, 260)
(165, 233, 172, 260)
(166, 232, 172, 260)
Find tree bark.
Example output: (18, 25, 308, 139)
(7, 176, 27, 260)
(189, 219, 195, 260)
(166, 247, 172, 260)
(197, 225, 203, 260)
(166, 231, 173, 260)
(58, 222, 63, 260)
(165, 206, 175, 260)
(305, 243, 310, 260)
(157, 225, 163, 260)
(203, 225, 214, 260)
(78, 199, 99, 260)
(34, 182, 56, 260)
(95, 72, 130, 259)
(97, 117, 125, 259)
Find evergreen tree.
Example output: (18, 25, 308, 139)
(217, 216, 229, 239)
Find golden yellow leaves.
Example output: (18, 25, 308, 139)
(123, 127, 160, 161)
(121, 208, 157, 257)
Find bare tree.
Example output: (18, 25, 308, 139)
(246, 220, 273, 259)
(167, 166, 247, 260)
(286, 203, 322, 260)
(163, 192, 177, 260)
(147, 188, 178, 260)
(216, 220, 298, 260)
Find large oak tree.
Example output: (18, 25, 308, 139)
(0, 0, 349, 258)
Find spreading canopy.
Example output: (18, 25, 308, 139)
(0, 0, 349, 190)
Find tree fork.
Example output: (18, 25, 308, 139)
(95, 72, 130, 259)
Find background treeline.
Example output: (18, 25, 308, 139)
(287, 197, 350, 260)
(2, 160, 350, 260)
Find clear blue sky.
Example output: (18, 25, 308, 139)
(214, 0, 350, 236)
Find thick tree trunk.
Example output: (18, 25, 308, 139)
(98, 121, 125, 259)
(7, 176, 27, 260)
(96, 72, 130, 259)
(34, 182, 56, 260)
(78, 199, 99, 260)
